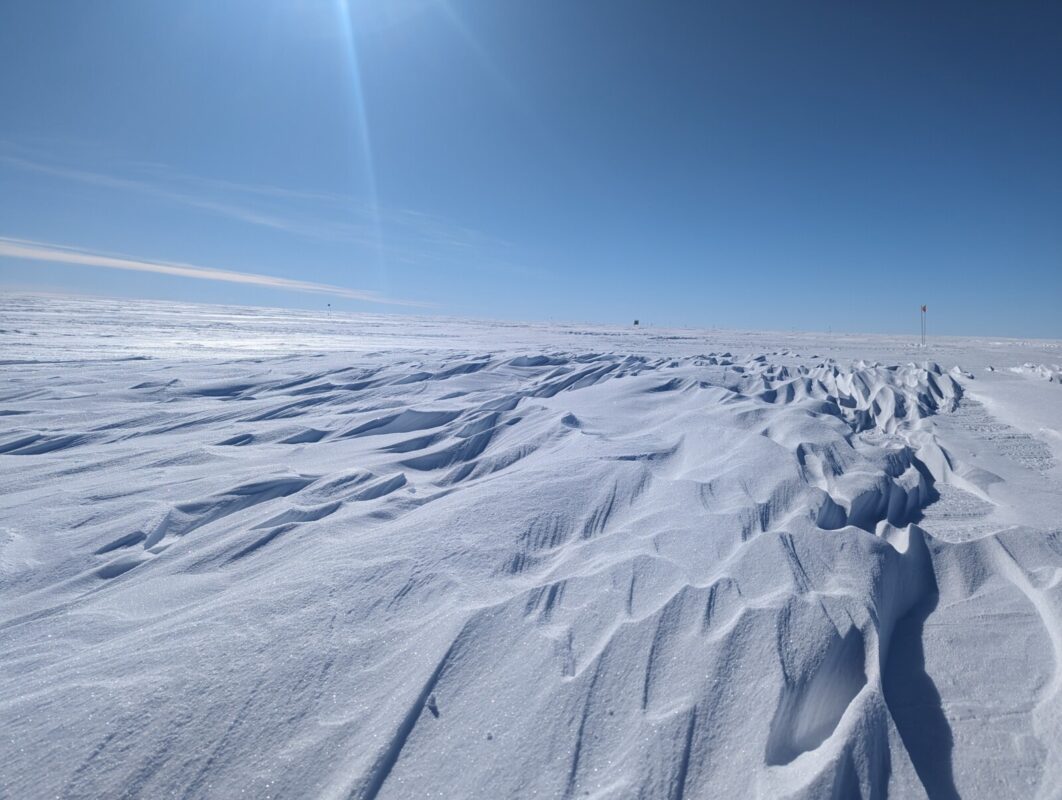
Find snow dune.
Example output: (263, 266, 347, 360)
(2, 295, 1062, 799)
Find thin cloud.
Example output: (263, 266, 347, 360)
(0, 150, 504, 250)
(0, 144, 542, 277)
(0, 154, 351, 240)
(0, 237, 431, 307)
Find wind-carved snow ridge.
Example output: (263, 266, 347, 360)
(740, 357, 962, 432)
(1010, 362, 1062, 384)
(4, 309, 1062, 800)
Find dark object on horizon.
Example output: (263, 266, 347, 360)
(633, 319, 639, 326)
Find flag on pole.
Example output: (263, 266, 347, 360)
(921, 304, 927, 312)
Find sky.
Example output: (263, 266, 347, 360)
(1, 1, 1061, 337)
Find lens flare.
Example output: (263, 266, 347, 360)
(335, 0, 387, 292)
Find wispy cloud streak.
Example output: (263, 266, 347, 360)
(0, 150, 498, 249)
(0, 154, 355, 240)
(0, 237, 431, 307)
(0, 143, 540, 277)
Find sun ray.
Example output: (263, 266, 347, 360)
(335, 0, 388, 293)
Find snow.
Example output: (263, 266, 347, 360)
(1010, 363, 1062, 385)
(2, 294, 1062, 799)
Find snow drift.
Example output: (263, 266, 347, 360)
(2, 296, 1062, 799)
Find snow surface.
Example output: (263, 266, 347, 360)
(2, 294, 1062, 799)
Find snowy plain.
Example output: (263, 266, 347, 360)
(2, 294, 1062, 799)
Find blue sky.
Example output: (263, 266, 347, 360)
(2, 1, 1061, 337)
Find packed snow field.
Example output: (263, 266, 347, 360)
(3, 295, 1062, 800)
